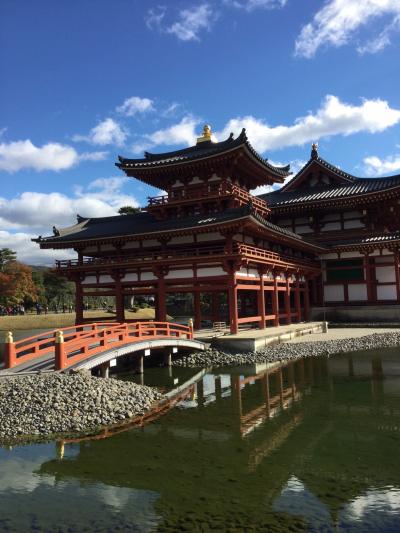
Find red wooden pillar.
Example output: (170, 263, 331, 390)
(156, 276, 167, 322)
(395, 252, 400, 302)
(257, 268, 266, 329)
(295, 275, 301, 322)
(193, 290, 201, 330)
(75, 278, 84, 325)
(304, 277, 310, 321)
(364, 253, 375, 303)
(272, 274, 279, 327)
(284, 275, 291, 325)
(228, 273, 238, 334)
(113, 273, 125, 323)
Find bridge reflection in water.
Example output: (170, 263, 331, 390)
(9, 350, 400, 531)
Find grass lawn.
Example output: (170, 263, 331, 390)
(0, 308, 157, 331)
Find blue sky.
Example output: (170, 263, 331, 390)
(1, 0, 400, 263)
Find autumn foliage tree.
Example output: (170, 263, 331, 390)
(0, 250, 38, 306)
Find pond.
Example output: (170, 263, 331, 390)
(1, 339, 400, 531)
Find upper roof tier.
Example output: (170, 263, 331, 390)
(116, 127, 291, 190)
(259, 144, 400, 212)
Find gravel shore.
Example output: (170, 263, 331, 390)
(173, 331, 400, 368)
(0, 371, 163, 444)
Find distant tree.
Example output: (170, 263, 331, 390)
(0, 261, 37, 305)
(43, 269, 74, 308)
(118, 206, 141, 215)
(0, 248, 17, 272)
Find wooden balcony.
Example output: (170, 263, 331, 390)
(147, 183, 269, 214)
(55, 243, 319, 273)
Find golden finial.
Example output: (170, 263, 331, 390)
(311, 142, 319, 158)
(5, 331, 13, 344)
(197, 124, 212, 144)
(55, 330, 64, 344)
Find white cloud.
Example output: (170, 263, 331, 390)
(116, 96, 154, 117)
(216, 95, 400, 152)
(225, 0, 286, 11)
(166, 4, 216, 41)
(145, 6, 166, 30)
(0, 139, 106, 173)
(0, 231, 74, 265)
(0, 177, 140, 264)
(132, 115, 200, 153)
(363, 154, 400, 175)
(0, 140, 74, 172)
(295, 0, 400, 58)
(253, 159, 306, 195)
(73, 118, 127, 146)
(0, 178, 139, 231)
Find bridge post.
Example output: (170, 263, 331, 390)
(136, 354, 144, 374)
(4, 331, 16, 369)
(99, 361, 110, 378)
(55, 331, 66, 371)
(164, 350, 172, 367)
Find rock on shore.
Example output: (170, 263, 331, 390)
(174, 332, 400, 368)
(0, 372, 163, 443)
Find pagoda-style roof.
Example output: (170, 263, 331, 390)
(116, 129, 291, 190)
(33, 205, 325, 253)
(259, 148, 400, 212)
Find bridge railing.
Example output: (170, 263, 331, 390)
(3, 321, 193, 371)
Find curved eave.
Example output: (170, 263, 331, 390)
(117, 141, 290, 186)
(281, 156, 357, 192)
(269, 184, 400, 213)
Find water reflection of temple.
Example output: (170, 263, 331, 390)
(39, 351, 400, 531)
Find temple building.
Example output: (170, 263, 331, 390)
(34, 126, 400, 329)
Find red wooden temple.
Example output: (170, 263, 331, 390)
(34, 126, 400, 330)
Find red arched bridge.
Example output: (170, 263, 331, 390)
(1, 322, 205, 375)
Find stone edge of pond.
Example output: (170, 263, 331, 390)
(0, 371, 165, 447)
(172, 332, 400, 368)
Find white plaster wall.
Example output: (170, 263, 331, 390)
(343, 210, 362, 219)
(324, 285, 345, 302)
(343, 220, 365, 229)
(169, 235, 194, 245)
(188, 176, 202, 184)
(99, 275, 113, 283)
(172, 180, 184, 188)
(322, 213, 338, 221)
(165, 269, 194, 279)
(197, 266, 225, 277)
(142, 239, 159, 247)
(123, 241, 140, 249)
(348, 284, 368, 301)
(295, 225, 313, 233)
(375, 255, 394, 263)
(208, 173, 220, 182)
(340, 251, 363, 258)
(377, 285, 397, 300)
(322, 222, 341, 231)
(197, 232, 221, 242)
(382, 249, 392, 255)
(82, 276, 97, 285)
(375, 266, 396, 283)
(123, 273, 138, 282)
(82, 246, 97, 254)
(141, 271, 156, 281)
(319, 253, 339, 260)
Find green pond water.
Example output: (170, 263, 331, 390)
(1, 334, 400, 532)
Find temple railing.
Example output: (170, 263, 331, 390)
(55, 243, 318, 271)
(147, 183, 269, 213)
